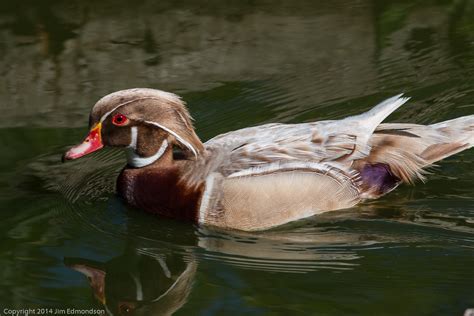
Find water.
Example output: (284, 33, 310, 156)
(1, 0, 473, 315)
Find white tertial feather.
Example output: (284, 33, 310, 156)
(324, 94, 410, 159)
(228, 161, 352, 179)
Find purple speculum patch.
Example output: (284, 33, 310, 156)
(360, 163, 400, 195)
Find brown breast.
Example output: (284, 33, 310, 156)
(116, 165, 204, 222)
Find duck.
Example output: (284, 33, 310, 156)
(62, 88, 474, 231)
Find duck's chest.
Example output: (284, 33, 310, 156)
(116, 166, 204, 221)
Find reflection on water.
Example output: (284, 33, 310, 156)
(66, 248, 197, 316)
(1, 0, 474, 315)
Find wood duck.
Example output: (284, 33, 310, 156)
(63, 88, 474, 231)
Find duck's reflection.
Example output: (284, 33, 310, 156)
(65, 249, 197, 316)
(63, 222, 368, 314)
(65, 204, 451, 314)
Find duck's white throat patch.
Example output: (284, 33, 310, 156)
(126, 126, 169, 168)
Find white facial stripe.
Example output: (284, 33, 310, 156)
(126, 140, 168, 168)
(128, 126, 138, 149)
(99, 97, 166, 123)
(100, 99, 142, 123)
(144, 120, 198, 157)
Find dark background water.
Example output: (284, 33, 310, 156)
(1, 0, 473, 315)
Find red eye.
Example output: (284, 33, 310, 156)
(112, 113, 128, 126)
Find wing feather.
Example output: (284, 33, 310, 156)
(185, 95, 410, 186)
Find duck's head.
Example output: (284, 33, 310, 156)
(65, 251, 197, 316)
(62, 88, 204, 167)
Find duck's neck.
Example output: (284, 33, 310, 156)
(125, 138, 173, 168)
(117, 153, 204, 222)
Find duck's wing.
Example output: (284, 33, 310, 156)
(184, 95, 408, 186)
(204, 94, 410, 175)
